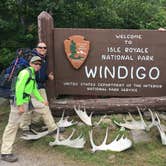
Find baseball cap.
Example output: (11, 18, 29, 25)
(30, 56, 42, 63)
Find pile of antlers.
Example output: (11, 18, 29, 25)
(114, 107, 166, 145)
(21, 105, 166, 152)
(74, 105, 133, 152)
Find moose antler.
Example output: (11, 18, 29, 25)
(114, 107, 155, 130)
(74, 105, 93, 126)
(49, 128, 86, 149)
(74, 105, 107, 126)
(89, 128, 132, 152)
(155, 113, 166, 145)
(20, 129, 49, 140)
(57, 111, 77, 128)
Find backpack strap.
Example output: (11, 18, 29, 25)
(22, 68, 36, 99)
(25, 68, 35, 86)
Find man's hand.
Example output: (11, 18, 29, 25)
(48, 72, 54, 80)
(18, 105, 24, 114)
(43, 101, 49, 106)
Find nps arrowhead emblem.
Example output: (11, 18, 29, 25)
(64, 35, 90, 69)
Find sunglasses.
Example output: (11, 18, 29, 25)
(37, 46, 47, 49)
(33, 63, 41, 66)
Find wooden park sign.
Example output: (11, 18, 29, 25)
(54, 29, 166, 97)
(38, 11, 166, 113)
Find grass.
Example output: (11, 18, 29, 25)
(0, 103, 166, 166)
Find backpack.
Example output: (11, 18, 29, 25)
(0, 48, 34, 98)
(11, 67, 35, 99)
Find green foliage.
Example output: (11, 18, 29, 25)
(1, 0, 166, 69)
(0, 48, 15, 71)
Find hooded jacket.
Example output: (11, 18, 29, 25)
(15, 67, 44, 106)
(31, 49, 48, 89)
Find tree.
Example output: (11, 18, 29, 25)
(1, 0, 166, 70)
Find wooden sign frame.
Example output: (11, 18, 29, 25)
(38, 11, 166, 114)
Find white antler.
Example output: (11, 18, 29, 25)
(74, 105, 92, 126)
(155, 113, 166, 145)
(114, 107, 153, 130)
(94, 115, 107, 126)
(145, 108, 164, 131)
(49, 128, 86, 149)
(57, 111, 77, 128)
(20, 129, 49, 140)
(89, 128, 132, 152)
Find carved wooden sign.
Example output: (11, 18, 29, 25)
(53, 29, 166, 97)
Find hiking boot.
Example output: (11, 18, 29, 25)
(1, 154, 18, 162)
(30, 124, 48, 132)
(22, 130, 36, 136)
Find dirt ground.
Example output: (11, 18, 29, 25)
(0, 143, 89, 166)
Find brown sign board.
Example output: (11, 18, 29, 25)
(53, 28, 166, 97)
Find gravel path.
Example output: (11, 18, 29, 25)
(0, 144, 88, 166)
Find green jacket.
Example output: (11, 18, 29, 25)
(15, 67, 44, 106)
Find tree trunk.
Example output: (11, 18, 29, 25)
(50, 96, 166, 116)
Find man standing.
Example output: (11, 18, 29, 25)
(1, 56, 58, 162)
(20, 42, 55, 132)
(32, 42, 54, 88)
